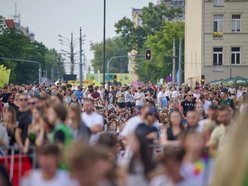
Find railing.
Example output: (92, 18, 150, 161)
(0, 146, 36, 186)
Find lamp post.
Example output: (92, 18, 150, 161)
(58, 33, 77, 75)
(103, 0, 106, 87)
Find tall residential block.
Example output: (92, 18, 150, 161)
(185, 0, 248, 86)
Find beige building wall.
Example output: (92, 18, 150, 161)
(184, 0, 203, 86)
(204, 0, 248, 82)
(185, 0, 248, 85)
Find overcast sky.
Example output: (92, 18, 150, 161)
(0, 0, 155, 63)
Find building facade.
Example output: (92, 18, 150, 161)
(185, 0, 248, 86)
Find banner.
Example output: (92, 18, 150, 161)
(0, 65, 11, 87)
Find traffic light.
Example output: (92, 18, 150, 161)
(201, 75, 205, 84)
(145, 49, 152, 60)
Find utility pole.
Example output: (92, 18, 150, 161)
(103, 0, 106, 87)
(79, 27, 83, 87)
(172, 38, 176, 84)
(70, 32, 74, 75)
(178, 38, 182, 86)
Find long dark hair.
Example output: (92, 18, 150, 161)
(168, 109, 184, 129)
(128, 125, 155, 177)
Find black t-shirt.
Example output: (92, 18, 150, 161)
(136, 123, 159, 138)
(181, 99, 196, 116)
(166, 127, 182, 141)
(17, 111, 32, 144)
(54, 130, 65, 144)
(2, 93, 11, 103)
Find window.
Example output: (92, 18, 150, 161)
(213, 15, 223, 32)
(213, 0, 224, 7)
(232, 15, 240, 32)
(231, 47, 240, 64)
(213, 48, 223, 65)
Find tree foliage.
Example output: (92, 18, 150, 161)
(0, 27, 64, 84)
(136, 22, 184, 83)
(114, 2, 184, 83)
(90, 37, 129, 74)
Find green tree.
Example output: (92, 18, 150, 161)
(115, 2, 182, 51)
(136, 21, 184, 83)
(91, 37, 129, 73)
(0, 27, 64, 84)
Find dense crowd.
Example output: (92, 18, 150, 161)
(0, 82, 248, 186)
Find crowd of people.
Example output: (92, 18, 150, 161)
(0, 82, 248, 186)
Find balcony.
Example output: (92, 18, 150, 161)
(213, 32, 223, 40)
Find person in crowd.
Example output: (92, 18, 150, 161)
(157, 88, 167, 110)
(47, 102, 73, 148)
(81, 99, 104, 145)
(199, 105, 218, 142)
(185, 110, 200, 133)
(125, 86, 133, 110)
(200, 94, 212, 113)
(67, 102, 91, 141)
(123, 125, 155, 186)
(66, 141, 106, 186)
(23, 106, 45, 153)
(91, 87, 101, 102)
(73, 86, 83, 101)
(63, 88, 72, 106)
(211, 106, 248, 186)
(240, 93, 248, 112)
(21, 145, 76, 186)
(2, 107, 17, 148)
(15, 94, 32, 153)
(5, 94, 19, 111)
(134, 87, 145, 111)
(195, 102, 206, 121)
(145, 91, 155, 106)
(208, 106, 232, 155)
(161, 146, 198, 186)
(219, 88, 235, 110)
(116, 87, 126, 109)
(181, 132, 210, 186)
(160, 109, 184, 146)
(181, 91, 196, 116)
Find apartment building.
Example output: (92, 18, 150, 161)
(185, 0, 248, 85)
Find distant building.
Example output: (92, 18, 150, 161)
(158, 0, 185, 9)
(132, 8, 143, 28)
(0, 13, 35, 41)
(185, 0, 248, 86)
(158, 0, 185, 20)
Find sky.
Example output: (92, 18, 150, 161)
(0, 0, 155, 64)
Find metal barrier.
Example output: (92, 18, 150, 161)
(0, 146, 36, 186)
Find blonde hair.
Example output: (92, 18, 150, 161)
(211, 107, 248, 186)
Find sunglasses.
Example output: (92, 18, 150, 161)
(19, 99, 28, 102)
(28, 102, 36, 105)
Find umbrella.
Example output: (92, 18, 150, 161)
(211, 79, 223, 85)
(222, 76, 248, 85)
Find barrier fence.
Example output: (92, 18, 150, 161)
(0, 146, 36, 186)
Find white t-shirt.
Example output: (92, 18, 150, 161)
(157, 91, 164, 107)
(164, 90, 171, 98)
(120, 116, 143, 137)
(81, 112, 104, 144)
(203, 100, 212, 113)
(20, 170, 78, 186)
(172, 90, 179, 98)
(134, 92, 145, 106)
